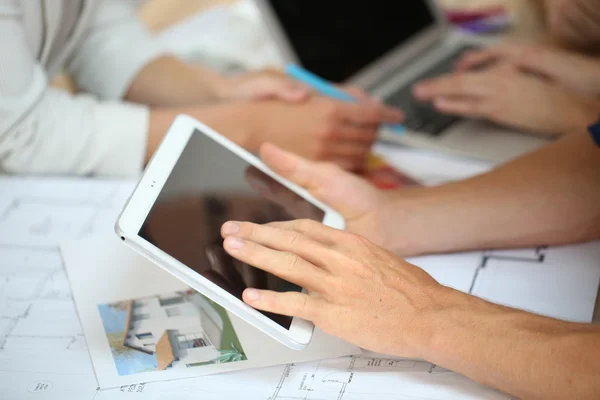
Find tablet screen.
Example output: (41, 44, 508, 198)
(139, 130, 325, 329)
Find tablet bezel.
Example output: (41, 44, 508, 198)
(115, 115, 345, 350)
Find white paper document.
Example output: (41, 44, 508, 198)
(94, 355, 512, 400)
(61, 238, 360, 388)
(409, 245, 600, 323)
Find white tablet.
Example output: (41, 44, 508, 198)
(115, 115, 345, 350)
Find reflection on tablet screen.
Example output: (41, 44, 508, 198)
(140, 130, 324, 329)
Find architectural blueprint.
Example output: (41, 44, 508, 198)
(0, 148, 599, 400)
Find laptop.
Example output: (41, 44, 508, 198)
(254, 0, 550, 163)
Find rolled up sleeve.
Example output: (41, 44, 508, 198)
(66, 0, 167, 100)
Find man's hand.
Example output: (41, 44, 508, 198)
(220, 219, 447, 358)
(216, 69, 311, 103)
(413, 65, 600, 135)
(455, 44, 600, 96)
(249, 98, 403, 171)
(257, 143, 400, 249)
(221, 217, 600, 400)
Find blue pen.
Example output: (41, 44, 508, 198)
(285, 64, 405, 134)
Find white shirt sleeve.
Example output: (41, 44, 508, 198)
(66, 0, 167, 100)
(0, 0, 149, 177)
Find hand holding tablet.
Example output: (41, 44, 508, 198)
(116, 115, 345, 349)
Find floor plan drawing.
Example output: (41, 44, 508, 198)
(263, 355, 503, 400)
(469, 247, 547, 294)
(0, 175, 598, 400)
(0, 177, 134, 400)
(95, 353, 508, 400)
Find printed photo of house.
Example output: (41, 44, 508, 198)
(98, 289, 246, 376)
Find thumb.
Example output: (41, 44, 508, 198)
(259, 143, 329, 193)
(261, 144, 376, 221)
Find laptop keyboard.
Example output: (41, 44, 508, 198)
(384, 46, 477, 136)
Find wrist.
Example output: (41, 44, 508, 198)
(225, 102, 266, 150)
(377, 191, 412, 252)
(236, 102, 269, 151)
(184, 102, 264, 150)
(211, 75, 237, 101)
(590, 62, 600, 96)
(415, 288, 479, 363)
(581, 98, 600, 126)
(565, 97, 600, 133)
(382, 187, 449, 256)
(189, 65, 230, 101)
(407, 286, 468, 360)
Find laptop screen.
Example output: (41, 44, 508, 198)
(266, 1, 437, 82)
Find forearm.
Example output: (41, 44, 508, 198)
(126, 55, 228, 106)
(390, 132, 600, 256)
(419, 289, 600, 399)
(145, 101, 265, 163)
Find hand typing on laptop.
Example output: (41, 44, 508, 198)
(455, 44, 600, 97)
(413, 60, 600, 136)
(412, 42, 600, 136)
